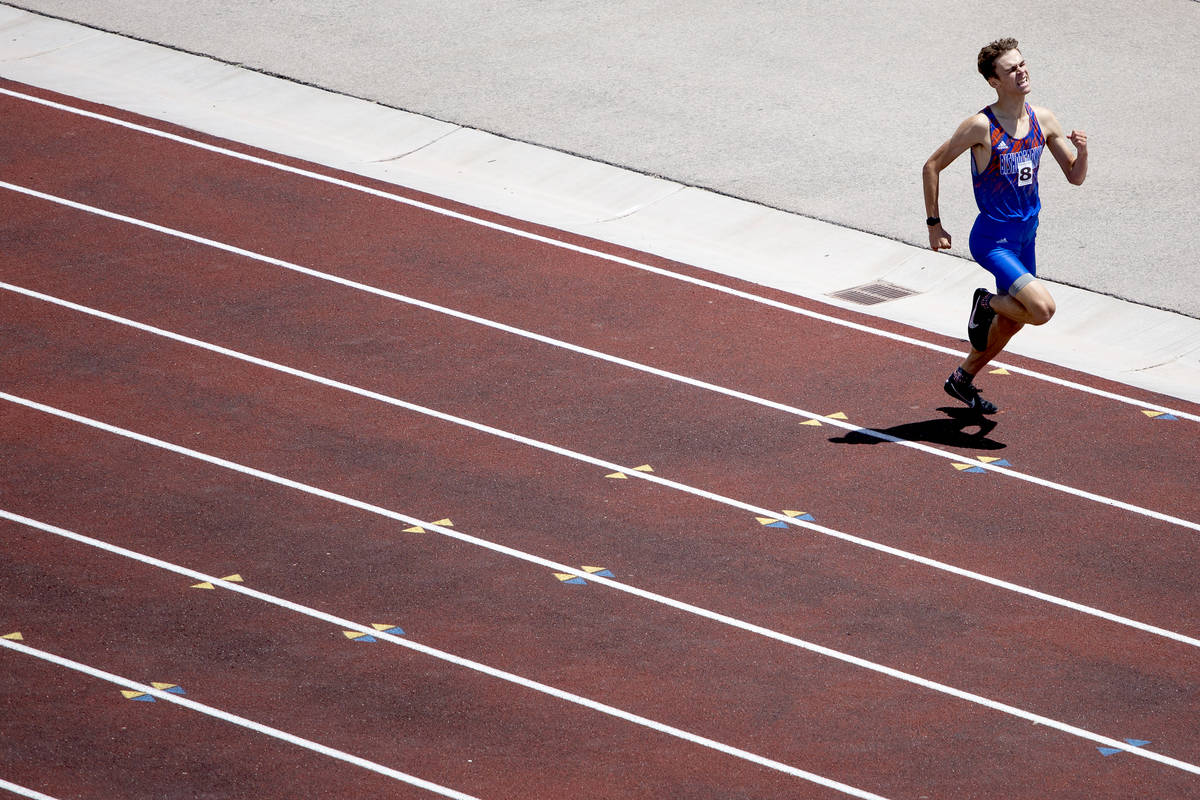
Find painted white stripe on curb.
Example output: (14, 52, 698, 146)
(1, 401, 1197, 776)
(0, 509, 889, 800)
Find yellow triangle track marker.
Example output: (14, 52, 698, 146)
(825, 412, 848, 420)
(403, 525, 425, 533)
(952, 463, 975, 471)
(2, 632, 22, 641)
(432, 519, 453, 527)
(193, 575, 241, 589)
(1141, 410, 1164, 418)
(755, 516, 782, 526)
(120, 690, 148, 700)
(632, 465, 654, 473)
(989, 368, 1011, 375)
(605, 471, 628, 479)
(553, 573, 580, 582)
(782, 510, 808, 518)
(581, 566, 608, 574)
(151, 682, 179, 691)
(978, 456, 1003, 464)
(800, 419, 822, 426)
(371, 623, 397, 632)
(343, 631, 369, 640)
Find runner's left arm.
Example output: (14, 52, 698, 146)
(1039, 107, 1088, 186)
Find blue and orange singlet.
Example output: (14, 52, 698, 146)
(972, 103, 1045, 223)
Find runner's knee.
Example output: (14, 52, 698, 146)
(1010, 278, 1055, 325)
(1027, 296, 1055, 325)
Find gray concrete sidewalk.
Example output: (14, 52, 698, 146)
(6, 0, 1199, 318)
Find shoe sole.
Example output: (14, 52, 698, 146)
(967, 288, 995, 352)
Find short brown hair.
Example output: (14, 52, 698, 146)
(978, 38, 1020, 80)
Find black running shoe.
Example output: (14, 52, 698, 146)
(967, 288, 996, 352)
(944, 374, 998, 414)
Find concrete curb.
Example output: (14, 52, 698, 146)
(3, 7, 1197, 405)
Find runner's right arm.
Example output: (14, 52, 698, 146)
(922, 113, 990, 251)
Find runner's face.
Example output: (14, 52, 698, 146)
(991, 50, 1031, 95)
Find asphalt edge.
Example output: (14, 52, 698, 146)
(2, 6, 1197, 406)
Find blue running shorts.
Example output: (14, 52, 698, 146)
(968, 214, 1039, 295)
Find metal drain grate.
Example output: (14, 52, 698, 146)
(827, 280, 920, 306)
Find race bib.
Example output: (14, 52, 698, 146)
(1017, 158, 1034, 186)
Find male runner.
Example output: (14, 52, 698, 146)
(922, 37, 1087, 413)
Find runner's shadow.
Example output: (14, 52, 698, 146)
(828, 407, 1006, 451)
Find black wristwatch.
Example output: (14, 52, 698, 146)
(926, 216, 941, 226)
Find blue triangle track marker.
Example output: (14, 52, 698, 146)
(373, 624, 405, 636)
(1097, 738, 1151, 756)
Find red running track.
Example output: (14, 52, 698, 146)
(1, 79, 1199, 799)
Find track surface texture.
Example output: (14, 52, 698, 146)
(2, 81, 1199, 800)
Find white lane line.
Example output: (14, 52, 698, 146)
(0, 779, 62, 800)
(0, 188, 1195, 535)
(0, 510, 890, 800)
(0, 638, 480, 800)
(4, 284, 1200, 649)
(2, 401, 1197, 778)
(2, 84, 1195, 424)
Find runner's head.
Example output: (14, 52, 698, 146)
(978, 38, 1029, 95)
(978, 38, 1020, 81)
